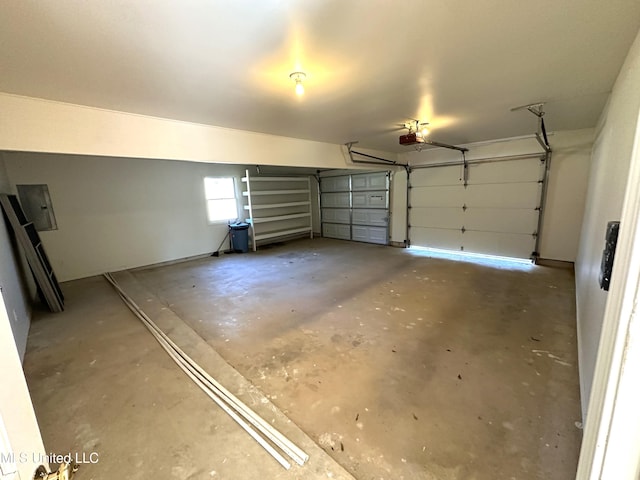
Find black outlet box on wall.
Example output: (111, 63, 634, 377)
(599, 221, 620, 291)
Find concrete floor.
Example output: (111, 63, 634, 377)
(24, 238, 582, 479)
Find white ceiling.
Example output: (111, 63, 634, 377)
(1, 1, 639, 153)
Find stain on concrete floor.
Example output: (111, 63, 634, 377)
(24, 238, 582, 479)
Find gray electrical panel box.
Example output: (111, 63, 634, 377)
(16, 184, 58, 231)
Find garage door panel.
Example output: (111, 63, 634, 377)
(462, 231, 535, 259)
(467, 158, 544, 184)
(320, 171, 389, 246)
(411, 166, 462, 187)
(352, 209, 388, 226)
(465, 183, 540, 209)
(322, 208, 350, 224)
(410, 227, 462, 250)
(409, 157, 542, 258)
(352, 172, 388, 190)
(464, 208, 538, 235)
(352, 225, 388, 244)
(320, 176, 350, 192)
(409, 207, 463, 230)
(352, 191, 388, 209)
(323, 223, 351, 240)
(321, 192, 350, 208)
(411, 185, 464, 207)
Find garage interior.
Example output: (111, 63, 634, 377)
(24, 239, 580, 480)
(1, 2, 640, 480)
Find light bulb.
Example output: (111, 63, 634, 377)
(290, 71, 306, 96)
(421, 127, 430, 136)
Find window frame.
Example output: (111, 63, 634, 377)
(203, 176, 239, 224)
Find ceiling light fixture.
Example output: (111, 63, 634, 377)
(404, 120, 429, 137)
(289, 72, 306, 96)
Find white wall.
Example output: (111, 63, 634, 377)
(0, 93, 357, 169)
(539, 129, 594, 262)
(398, 130, 593, 262)
(310, 177, 321, 235)
(4, 152, 247, 281)
(390, 169, 408, 245)
(402, 135, 546, 166)
(0, 154, 32, 359)
(575, 29, 640, 418)
(0, 94, 404, 271)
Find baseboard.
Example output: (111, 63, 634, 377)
(536, 258, 574, 269)
(389, 241, 407, 248)
(127, 252, 214, 273)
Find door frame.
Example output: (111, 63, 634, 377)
(0, 291, 48, 479)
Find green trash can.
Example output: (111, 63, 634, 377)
(229, 222, 250, 253)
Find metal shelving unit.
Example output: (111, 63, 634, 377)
(242, 170, 313, 251)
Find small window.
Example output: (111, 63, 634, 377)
(204, 177, 238, 223)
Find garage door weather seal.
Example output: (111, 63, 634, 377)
(103, 273, 309, 470)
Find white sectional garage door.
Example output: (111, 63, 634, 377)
(409, 157, 545, 259)
(320, 172, 389, 245)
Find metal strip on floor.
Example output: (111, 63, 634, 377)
(104, 272, 308, 470)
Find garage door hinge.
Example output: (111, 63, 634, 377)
(535, 206, 541, 211)
(461, 226, 466, 233)
(532, 231, 538, 238)
(462, 203, 467, 212)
